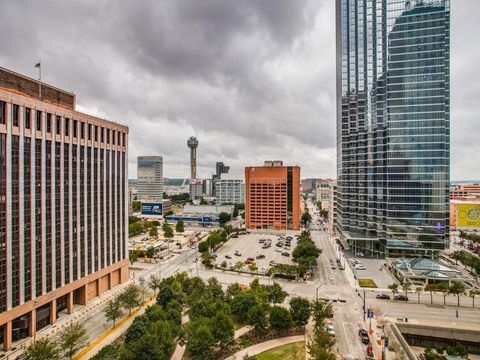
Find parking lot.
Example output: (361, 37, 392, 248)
(214, 232, 299, 272)
(347, 256, 395, 288)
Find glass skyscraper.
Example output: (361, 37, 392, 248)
(335, 0, 450, 257)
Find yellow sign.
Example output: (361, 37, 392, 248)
(457, 204, 480, 229)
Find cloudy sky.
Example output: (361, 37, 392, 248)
(0, 0, 478, 180)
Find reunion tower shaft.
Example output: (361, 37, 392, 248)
(187, 136, 198, 179)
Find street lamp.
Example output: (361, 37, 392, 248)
(316, 286, 320, 301)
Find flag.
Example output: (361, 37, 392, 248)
(35, 62, 41, 68)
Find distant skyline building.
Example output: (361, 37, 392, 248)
(187, 136, 198, 180)
(137, 156, 163, 202)
(0, 66, 129, 349)
(215, 162, 230, 178)
(335, 0, 450, 257)
(245, 161, 300, 230)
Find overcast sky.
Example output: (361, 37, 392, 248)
(0, 1, 478, 180)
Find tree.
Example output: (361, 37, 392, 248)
(219, 212, 231, 225)
(437, 283, 449, 305)
(234, 261, 244, 270)
(449, 281, 465, 307)
(58, 323, 89, 360)
(451, 250, 464, 265)
(308, 329, 336, 360)
(149, 226, 158, 239)
(186, 322, 215, 360)
(198, 241, 209, 253)
(289, 297, 311, 326)
(388, 283, 399, 298)
(132, 200, 141, 212)
(231, 293, 258, 322)
(248, 262, 258, 272)
(267, 282, 288, 304)
(129, 250, 139, 264)
(163, 222, 174, 239)
(210, 310, 235, 351)
(23, 337, 61, 360)
(221, 261, 227, 269)
(175, 219, 185, 233)
(104, 298, 123, 327)
(425, 284, 438, 305)
(402, 281, 411, 298)
(247, 305, 269, 336)
(311, 300, 333, 332)
(469, 289, 480, 308)
(124, 317, 148, 344)
(118, 284, 142, 315)
(301, 211, 312, 226)
(269, 306, 293, 332)
(415, 287, 424, 304)
(148, 274, 162, 293)
(145, 246, 156, 258)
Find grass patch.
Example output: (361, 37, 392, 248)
(256, 341, 305, 360)
(358, 278, 377, 288)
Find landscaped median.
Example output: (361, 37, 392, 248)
(358, 278, 378, 288)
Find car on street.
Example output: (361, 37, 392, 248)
(225, 255, 232, 259)
(359, 329, 370, 344)
(234, 251, 242, 256)
(256, 254, 265, 259)
(357, 252, 365, 257)
(355, 265, 366, 270)
(281, 252, 290, 257)
(394, 295, 409, 301)
(376, 294, 390, 300)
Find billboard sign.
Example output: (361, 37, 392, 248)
(141, 202, 163, 216)
(457, 204, 480, 230)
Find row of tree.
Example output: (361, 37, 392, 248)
(450, 250, 480, 276)
(292, 231, 321, 276)
(459, 231, 480, 244)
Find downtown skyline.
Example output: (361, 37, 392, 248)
(0, 0, 478, 180)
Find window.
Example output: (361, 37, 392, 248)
(13, 104, 19, 127)
(36, 111, 42, 131)
(101, 127, 104, 143)
(117, 131, 121, 145)
(107, 129, 110, 144)
(95, 126, 98, 141)
(81, 122, 85, 139)
(65, 118, 69, 136)
(25, 108, 31, 129)
(122, 133, 125, 146)
(46, 113, 51, 133)
(56, 116, 61, 135)
(0, 101, 5, 124)
(112, 130, 116, 145)
(88, 124, 92, 140)
(73, 120, 77, 138)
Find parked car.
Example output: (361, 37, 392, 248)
(325, 324, 336, 337)
(269, 260, 277, 266)
(225, 255, 232, 259)
(358, 329, 370, 344)
(394, 295, 409, 301)
(355, 265, 366, 270)
(234, 251, 242, 256)
(247, 257, 255, 262)
(256, 254, 265, 259)
(275, 248, 282, 253)
(376, 294, 390, 300)
(282, 252, 290, 257)
(259, 238, 265, 243)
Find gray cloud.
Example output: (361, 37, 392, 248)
(0, 0, 477, 180)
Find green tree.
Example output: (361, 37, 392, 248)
(248, 262, 258, 272)
(269, 306, 293, 332)
(163, 222, 174, 239)
(104, 298, 123, 327)
(149, 226, 158, 239)
(23, 337, 61, 360)
(198, 241, 209, 253)
(388, 283, 399, 298)
(437, 283, 450, 305)
(145, 246, 156, 258)
(132, 200, 141, 212)
(231, 293, 258, 322)
(129, 250, 139, 264)
(289, 297, 311, 326)
(425, 283, 438, 305)
(148, 274, 162, 293)
(311, 300, 334, 332)
(200, 198, 208, 205)
(449, 281, 466, 307)
(307, 329, 336, 360)
(129, 222, 144, 237)
(210, 310, 235, 351)
(247, 305, 269, 336)
(219, 212, 231, 225)
(267, 282, 288, 304)
(118, 284, 142, 315)
(90, 344, 119, 360)
(301, 211, 312, 226)
(186, 322, 215, 360)
(221, 261, 227, 268)
(402, 281, 411, 298)
(469, 289, 480, 308)
(234, 261, 244, 270)
(124, 317, 148, 344)
(58, 323, 89, 360)
(175, 219, 185, 233)
(415, 287, 424, 304)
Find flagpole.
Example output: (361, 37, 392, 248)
(38, 61, 42, 101)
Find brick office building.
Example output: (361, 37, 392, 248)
(0, 66, 129, 350)
(245, 161, 300, 230)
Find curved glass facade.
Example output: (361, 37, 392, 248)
(335, 0, 450, 257)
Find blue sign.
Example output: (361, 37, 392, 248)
(141, 202, 163, 215)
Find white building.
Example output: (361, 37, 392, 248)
(137, 156, 163, 201)
(215, 171, 245, 205)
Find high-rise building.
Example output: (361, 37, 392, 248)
(137, 156, 163, 202)
(0, 66, 129, 349)
(335, 0, 450, 257)
(245, 161, 300, 230)
(215, 162, 230, 178)
(215, 172, 245, 205)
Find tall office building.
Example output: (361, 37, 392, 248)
(335, 0, 450, 257)
(215, 171, 245, 205)
(215, 162, 230, 178)
(245, 161, 300, 230)
(137, 156, 163, 202)
(0, 66, 129, 349)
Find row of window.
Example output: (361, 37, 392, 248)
(0, 101, 126, 146)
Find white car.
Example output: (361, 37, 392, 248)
(355, 264, 366, 270)
(325, 324, 336, 336)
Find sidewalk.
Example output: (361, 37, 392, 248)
(225, 335, 305, 360)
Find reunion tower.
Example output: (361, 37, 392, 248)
(187, 136, 198, 180)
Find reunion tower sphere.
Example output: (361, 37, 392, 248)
(187, 136, 198, 179)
